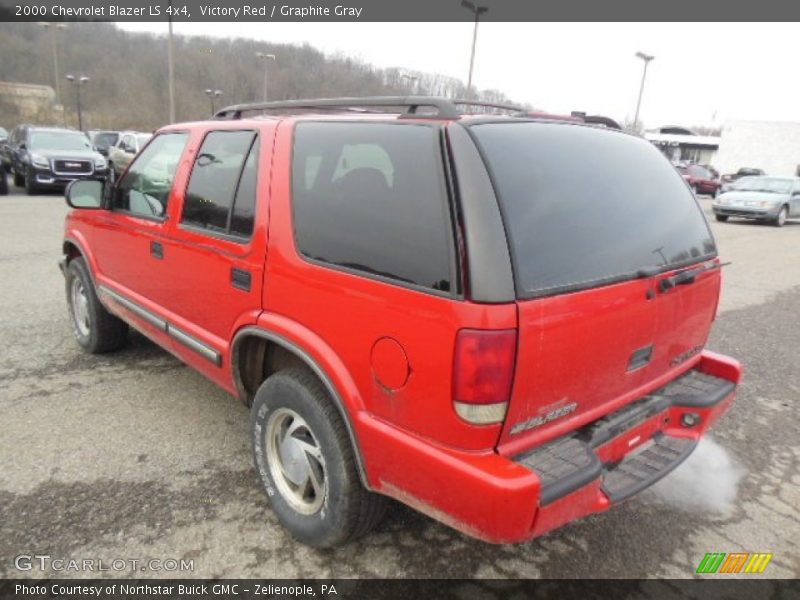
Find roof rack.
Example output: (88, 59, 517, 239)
(214, 96, 462, 120)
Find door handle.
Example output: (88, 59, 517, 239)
(231, 267, 251, 291)
(150, 241, 164, 260)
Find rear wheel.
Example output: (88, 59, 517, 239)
(715, 214, 728, 222)
(774, 205, 788, 227)
(0, 166, 7, 195)
(65, 257, 128, 353)
(13, 170, 24, 188)
(251, 368, 387, 548)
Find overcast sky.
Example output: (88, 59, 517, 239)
(120, 22, 798, 128)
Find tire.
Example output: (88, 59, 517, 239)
(24, 168, 38, 195)
(774, 205, 788, 227)
(13, 170, 24, 188)
(65, 257, 128, 353)
(251, 367, 387, 548)
(0, 167, 7, 196)
(715, 214, 728, 222)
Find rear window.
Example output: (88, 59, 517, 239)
(291, 122, 455, 294)
(470, 122, 716, 298)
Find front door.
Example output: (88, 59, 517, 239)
(91, 131, 191, 309)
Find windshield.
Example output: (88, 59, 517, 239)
(94, 132, 119, 146)
(30, 131, 92, 152)
(729, 176, 793, 194)
(470, 122, 716, 297)
(137, 134, 152, 148)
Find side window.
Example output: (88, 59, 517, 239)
(181, 130, 258, 238)
(291, 122, 455, 293)
(112, 132, 189, 218)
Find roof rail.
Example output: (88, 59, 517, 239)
(214, 96, 461, 120)
(453, 99, 527, 115)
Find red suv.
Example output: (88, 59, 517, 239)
(677, 163, 722, 196)
(60, 97, 740, 548)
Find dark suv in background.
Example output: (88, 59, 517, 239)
(5, 126, 107, 195)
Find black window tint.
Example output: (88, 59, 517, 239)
(292, 122, 454, 293)
(470, 122, 716, 297)
(230, 141, 258, 238)
(112, 132, 188, 218)
(182, 130, 257, 234)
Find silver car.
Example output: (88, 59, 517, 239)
(712, 176, 800, 227)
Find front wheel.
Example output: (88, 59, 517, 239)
(715, 214, 729, 222)
(24, 168, 38, 195)
(0, 167, 7, 195)
(65, 257, 128, 353)
(774, 206, 788, 227)
(251, 368, 387, 548)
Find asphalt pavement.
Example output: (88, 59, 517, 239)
(0, 188, 798, 579)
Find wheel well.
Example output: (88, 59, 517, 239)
(235, 335, 309, 406)
(63, 241, 82, 263)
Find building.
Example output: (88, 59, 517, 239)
(714, 120, 800, 177)
(644, 126, 721, 165)
(0, 81, 59, 123)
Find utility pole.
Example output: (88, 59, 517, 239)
(168, 1, 176, 123)
(633, 51, 655, 131)
(461, 1, 488, 101)
(205, 89, 222, 117)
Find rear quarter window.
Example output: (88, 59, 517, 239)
(470, 122, 716, 297)
(291, 122, 456, 294)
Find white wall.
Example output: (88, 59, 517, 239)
(715, 120, 800, 176)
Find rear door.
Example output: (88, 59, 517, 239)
(468, 122, 719, 453)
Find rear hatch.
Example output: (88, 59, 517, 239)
(468, 122, 720, 454)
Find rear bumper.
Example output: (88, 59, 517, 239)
(359, 350, 739, 543)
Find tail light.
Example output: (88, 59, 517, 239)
(453, 329, 517, 425)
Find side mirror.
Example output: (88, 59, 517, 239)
(65, 179, 104, 209)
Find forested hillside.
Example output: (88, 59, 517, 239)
(0, 22, 522, 130)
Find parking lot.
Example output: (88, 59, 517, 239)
(0, 186, 798, 579)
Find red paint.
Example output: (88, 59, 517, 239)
(62, 113, 739, 544)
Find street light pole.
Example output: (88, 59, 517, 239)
(65, 75, 90, 131)
(460, 0, 488, 101)
(39, 22, 67, 107)
(401, 74, 419, 93)
(633, 51, 655, 131)
(205, 89, 222, 116)
(256, 52, 276, 102)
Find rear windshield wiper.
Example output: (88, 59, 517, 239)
(659, 261, 731, 292)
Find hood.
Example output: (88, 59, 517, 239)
(718, 190, 789, 204)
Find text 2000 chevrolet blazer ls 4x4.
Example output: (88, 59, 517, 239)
(60, 97, 740, 548)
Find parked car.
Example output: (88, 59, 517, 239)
(90, 130, 120, 157)
(107, 131, 152, 181)
(721, 167, 765, 184)
(676, 163, 722, 196)
(6, 126, 107, 195)
(712, 175, 800, 226)
(719, 167, 767, 194)
(1, 124, 31, 171)
(60, 97, 740, 548)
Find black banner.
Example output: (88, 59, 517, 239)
(2, 0, 800, 22)
(1, 579, 799, 600)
